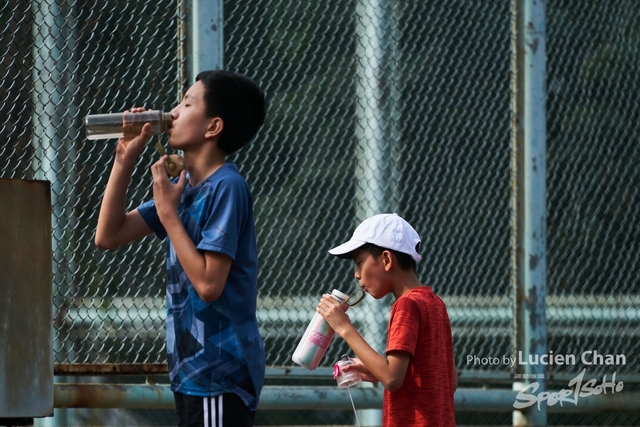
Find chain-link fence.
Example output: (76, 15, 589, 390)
(544, 2, 639, 425)
(1, 0, 638, 426)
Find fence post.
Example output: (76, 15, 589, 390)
(354, 0, 403, 424)
(185, 0, 223, 84)
(30, 0, 78, 424)
(511, 0, 548, 425)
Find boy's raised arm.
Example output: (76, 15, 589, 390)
(95, 120, 153, 249)
(148, 158, 232, 303)
(318, 294, 411, 392)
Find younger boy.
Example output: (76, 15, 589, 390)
(95, 70, 266, 427)
(317, 213, 457, 427)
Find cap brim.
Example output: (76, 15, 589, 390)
(328, 239, 366, 259)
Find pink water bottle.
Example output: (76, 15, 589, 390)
(292, 289, 350, 371)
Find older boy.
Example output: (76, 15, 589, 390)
(95, 70, 266, 427)
(317, 213, 457, 427)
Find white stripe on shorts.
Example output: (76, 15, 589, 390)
(204, 395, 224, 427)
(203, 397, 209, 427)
(217, 395, 223, 426)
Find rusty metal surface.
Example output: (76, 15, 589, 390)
(54, 383, 174, 409)
(0, 179, 53, 417)
(54, 363, 168, 376)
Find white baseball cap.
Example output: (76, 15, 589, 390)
(328, 213, 422, 262)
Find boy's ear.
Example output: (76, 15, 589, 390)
(205, 117, 223, 139)
(382, 250, 393, 271)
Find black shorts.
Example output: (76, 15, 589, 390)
(174, 392, 256, 427)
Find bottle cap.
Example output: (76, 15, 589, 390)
(331, 289, 350, 302)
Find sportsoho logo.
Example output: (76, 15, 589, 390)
(466, 350, 627, 410)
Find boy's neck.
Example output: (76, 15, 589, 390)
(183, 142, 226, 186)
(392, 271, 424, 300)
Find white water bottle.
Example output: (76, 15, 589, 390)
(292, 289, 350, 371)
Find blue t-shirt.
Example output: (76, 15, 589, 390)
(137, 163, 265, 410)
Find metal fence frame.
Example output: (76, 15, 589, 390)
(1, 0, 638, 426)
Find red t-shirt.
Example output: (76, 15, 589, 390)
(383, 286, 456, 427)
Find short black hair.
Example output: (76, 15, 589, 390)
(195, 70, 267, 155)
(359, 243, 417, 272)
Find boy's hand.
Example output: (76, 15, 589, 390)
(115, 108, 152, 162)
(317, 294, 352, 336)
(151, 156, 187, 223)
(340, 357, 378, 384)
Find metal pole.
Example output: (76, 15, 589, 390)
(186, 0, 223, 84)
(31, 0, 78, 424)
(354, 0, 402, 424)
(355, 0, 387, 222)
(511, 0, 548, 425)
(54, 384, 640, 412)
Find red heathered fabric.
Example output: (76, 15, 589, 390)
(382, 286, 456, 427)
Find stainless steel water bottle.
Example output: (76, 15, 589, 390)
(84, 110, 172, 140)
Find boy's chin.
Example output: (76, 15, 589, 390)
(368, 291, 383, 299)
(167, 139, 181, 150)
(371, 289, 392, 300)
